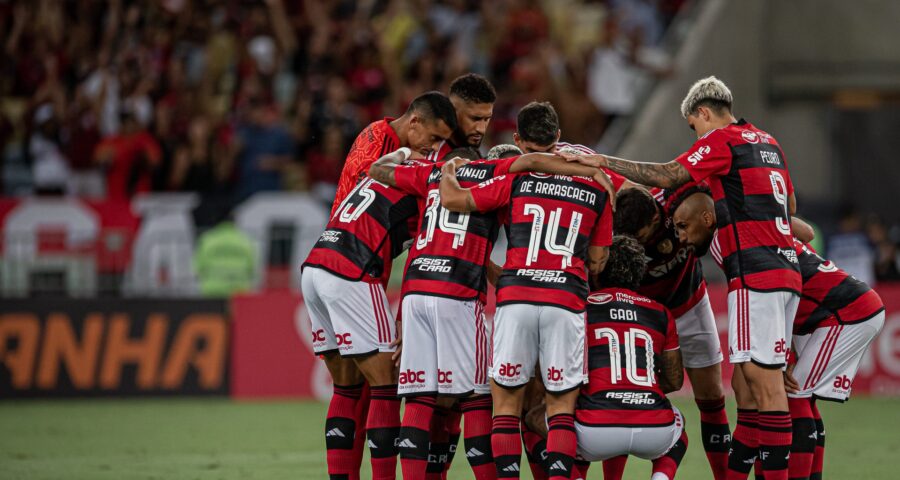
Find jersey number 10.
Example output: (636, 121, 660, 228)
(593, 327, 655, 387)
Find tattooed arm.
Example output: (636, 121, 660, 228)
(558, 151, 692, 189)
(367, 149, 412, 186)
(658, 349, 685, 394)
(439, 160, 479, 212)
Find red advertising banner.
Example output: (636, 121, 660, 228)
(228, 284, 900, 399)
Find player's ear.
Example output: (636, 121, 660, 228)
(554, 130, 561, 143)
(702, 210, 714, 227)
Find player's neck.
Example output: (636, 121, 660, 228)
(390, 116, 409, 147)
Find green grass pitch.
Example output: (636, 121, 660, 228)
(1, 397, 898, 479)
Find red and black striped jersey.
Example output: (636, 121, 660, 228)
(578, 288, 680, 427)
(392, 157, 518, 302)
(792, 239, 884, 335)
(636, 188, 707, 317)
(469, 172, 613, 312)
(303, 176, 418, 285)
(332, 118, 400, 216)
(675, 120, 801, 294)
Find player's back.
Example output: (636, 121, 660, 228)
(792, 239, 884, 335)
(578, 287, 679, 427)
(304, 176, 418, 284)
(497, 173, 612, 312)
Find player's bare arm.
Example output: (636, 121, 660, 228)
(560, 151, 692, 189)
(439, 161, 478, 212)
(587, 246, 609, 277)
(791, 216, 815, 243)
(487, 261, 502, 287)
(508, 152, 618, 209)
(367, 148, 412, 186)
(658, 349, 684, 394)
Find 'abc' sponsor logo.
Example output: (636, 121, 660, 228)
(399, 369, 426, 385)
(497, 363, 522, 378)
(833, 375, 852, 391)
(438, 369, 453, 384)
(774, 338, 786, 354)
(336, 333, 353, 346)
(546, 366, 564, 382)
(312, 329, 326, 343)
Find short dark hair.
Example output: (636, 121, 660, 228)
(689, 99, 732, 118)
(614, 188, 659, 237)
(407, 91, 458, 132)
(445, 147, 481, 161)
(449, 73, 497, 105)
(517, 101, 559, 146)
(663, 182, 712, 217)
(598, 235, 647, 290)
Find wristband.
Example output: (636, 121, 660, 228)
(396, 147, 412, 160)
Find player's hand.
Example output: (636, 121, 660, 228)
(390, 321, 403, 366)
(783, 362, 800, 393)
(558, 150, 606, 168)
(593, 170, 617, 211)
(441, 158, 460, 176)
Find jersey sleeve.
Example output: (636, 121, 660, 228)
(590, 197, 613, 247)
(393, 163, 434, 197)
(487, 156, 520, 177)
(674, 133, 732, 182)
(663, 308, 680, 351)
(603, 168, 626, 191)
(470, 175, 514, 212)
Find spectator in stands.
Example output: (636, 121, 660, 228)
(193, 213, 257, 298)
(231, 97, 295, 203)
(827, 206, 876, 285)
(93, 106, 162, 201)
(28, 103, 70, 195)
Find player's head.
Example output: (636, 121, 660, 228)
(670, 185, 716, 256)
(445, 146, 482, 162)
(514, 101, 561, 153)
(597, 235, 647, 291)
(680, 76, 735, 139)
(449, 74, 496, 148)
(405, 91, 458, 156)
(487, 144, 523, 160)
(614, 188, 662, 245)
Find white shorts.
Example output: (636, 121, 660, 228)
(674, 293, 723, 369)
(576, 407, 684, 462)
(301, 267, 396, 357)
(728, 289, 799, 367)
(490, 304, 586, 393)
(788, 312, 884, 402)
(398, 294, 491, 397)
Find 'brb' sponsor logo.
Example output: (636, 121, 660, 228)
(337, 333, 353, 346)
(774, 338, 786, 354)
(546, 366, 564, 382)
(498, 363, 522, 378)
(687, 145, 711, 166)
(438, 369, 453, 384)
(399, 369, 426, 385)
(833, 375, 852, 390)
(312, 329, 326, 343)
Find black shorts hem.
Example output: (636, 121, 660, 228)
(545, 383, 584, 395)
(438, 389, 477, 399)
(750, 358, 786, 369)
(339, 348, 381, 359)
(812, 393, 849, 404)
(314, 348, 339, 356)
(398, 390, 439, 398)
(493, 380, 529, 391)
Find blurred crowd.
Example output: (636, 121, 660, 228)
(0, 0, 681, 219)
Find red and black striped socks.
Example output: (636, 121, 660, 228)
(399, 395, 436, 479)
(696, 397, 731, 480)
(492, 415, 523, 477)
(460, 396, 496, 479)
(521, 414, 548, 480)
(602, 455, 628, 480)
(809, 401, 825, 480)
(442, 405, 463, 478)
(367, 384, 401, 480)
(546, 414, 577, 480)
(652, 426, 689, 480)
(326, 383, 365, 480)
(788, 398, 816, 480)
(425, 407, 450, 479)
(758, 410, 792, 480)
(727, 409, 759, 480)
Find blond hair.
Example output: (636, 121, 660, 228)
(680, 76, 733, 118)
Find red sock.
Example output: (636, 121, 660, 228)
(788, 398, 815, 480)
(521, 415, 548, 480)
(696, 397, 731, 480)
(399, 396, 436, 480)
(652, 427, 688, 480)
(546, 414, 577, 480)
(602, 455, 627, 480)
(809, 402, 824, 480)
(758, 411, 792, 480)
(442, 406, 462, 479)
(492, 415, 522, 478)
(573, 459, 591, 480)
(460, 396, 496, 479)
(326, 383, 365, 480)
(727, 409, 759, 480)
(367, 385, 401, 480)
(425, 408, 450, 480)
(350, 383, 370, 478)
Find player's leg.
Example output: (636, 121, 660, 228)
(648, 408, 689, 480)
(677, 294, 730, 480)
(397, 295, 439, 480)
(490, 304, 540, 478)
(539, 306, 587, 480)
(323, 280, 401, 480)
(787, 397, 815, 480)
(521, 377, 549, 480)
(442, 404, 463, 478)
(302, 268, 364, 480)
(602, 456, 628, 480)
(425, 405, 451, 480)
(809, 400, 824, 480)
(728, 357, 760, 480)
(729, 289, 797, 480)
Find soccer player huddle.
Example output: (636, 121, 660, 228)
(301, 74, 884, 480)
